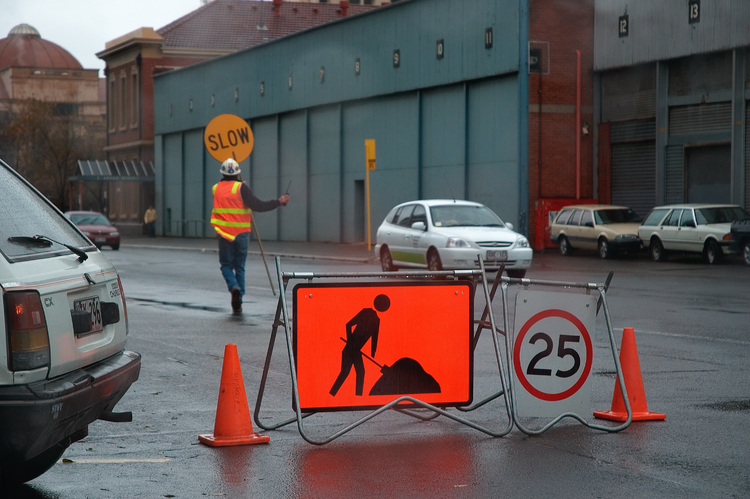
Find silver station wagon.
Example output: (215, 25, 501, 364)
(0, 158, 141, 485)
(374, 199, 533, 278)
(637, 203, 750, 264)
(549, 204, 643, 259)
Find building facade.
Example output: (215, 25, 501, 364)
(153, 0, 533, 242)
(529, 0, 596, 248)
(595, 0, 750, 216)
(0, 24, 105, 209)
(96, 0, 377, 235)
(152, 0, 604, 248)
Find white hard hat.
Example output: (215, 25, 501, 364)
(220, 158, 240, 176)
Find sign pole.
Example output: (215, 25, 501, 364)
(365, 140, 376, 250)
(251, 213, 276, 296)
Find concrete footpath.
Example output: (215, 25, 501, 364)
(123, 236, 376, 264)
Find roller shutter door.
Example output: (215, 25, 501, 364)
(611, 141, 656, 218)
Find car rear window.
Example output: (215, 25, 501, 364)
(581, 210, 594, 226)
(696, 206, 750, 224)
(664, 209, 682, 226)
(642, 208, 670, 226)
(0, 160, 92, 262)
(555, 209, 573, 224)
(392, 205, 416, 227)
(567, 210, 583, 225)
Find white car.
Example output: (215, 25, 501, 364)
(0, 158, 140, 484)
(637, 203, 750, 264)
(374, 199, 533, 278)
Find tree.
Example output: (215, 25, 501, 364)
(0, 99, 103, 209)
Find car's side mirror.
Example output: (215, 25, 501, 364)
(411, 221, 426, 231)
(505, 222, 514, 230)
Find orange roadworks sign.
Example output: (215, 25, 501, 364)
(293, 281, 474, 412)
(204, 114, 254, 163)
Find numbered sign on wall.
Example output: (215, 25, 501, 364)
(512, 290, 596, 417)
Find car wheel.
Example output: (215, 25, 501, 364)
(704, 240, 722, 264)
(2, 440, 68, 485)
(598, 238, 611, 259)
(558, 235, 573, 256)
(111, 243, 120, 251)
(743, 241, 750, 266)
(649, 238, 667, 262)
(507, 269, 526, 279)
(380, 246, 396, 271)
(426, 249, 443, 271)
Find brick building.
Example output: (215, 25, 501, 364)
(528, 0, 596, 248)
(0, 24, 105, 208)
(93, 0, 377, 235)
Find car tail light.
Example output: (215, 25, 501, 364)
(5, 291, 50, 371)
(117, 275, 129, 332)
(723, 233, 731, 241)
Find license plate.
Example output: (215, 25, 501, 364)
(95, 237, 106, 243)
(74, 296, 103, 333)
(486, 250, 508, 261)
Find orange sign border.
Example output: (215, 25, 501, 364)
(293, 281, 474, 412)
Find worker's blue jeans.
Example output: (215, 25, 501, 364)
(218, 232, 250, 298)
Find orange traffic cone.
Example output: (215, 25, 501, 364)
(199, 344, 270, 446)
(594, 327, 666, 422)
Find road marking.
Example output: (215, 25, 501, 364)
(636, 328, 750, 346)
(60, 458, 171, 464)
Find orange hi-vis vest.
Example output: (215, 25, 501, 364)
(211, 181, 252, 241)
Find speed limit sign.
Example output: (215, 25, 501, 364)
(512, 290, 596, 417)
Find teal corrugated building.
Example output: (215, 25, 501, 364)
(154, 0, 529, 242)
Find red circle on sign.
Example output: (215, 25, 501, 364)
(513, 308, 593, 402)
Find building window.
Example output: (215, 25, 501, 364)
(108, 77, 116, 132)
(130, 68, 139, 128)
(119, 71, 127, 130)
(54, 103, 76, 116)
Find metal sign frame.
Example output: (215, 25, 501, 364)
(253, 257, 514, 445)
(503, 273, 632, 434)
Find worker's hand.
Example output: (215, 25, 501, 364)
(279, 194, 290, 206)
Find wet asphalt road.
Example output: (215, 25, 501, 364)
(12, 243, 750, 498)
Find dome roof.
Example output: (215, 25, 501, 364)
(0, 23, 82, 71)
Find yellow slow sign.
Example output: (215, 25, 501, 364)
(204, 114, 254, 163)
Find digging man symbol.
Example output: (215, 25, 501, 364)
(330, 294, 391, 396)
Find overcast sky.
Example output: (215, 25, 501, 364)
(0, 0, 213, 76)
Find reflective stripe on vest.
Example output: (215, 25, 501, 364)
(211, 181, 252, 241)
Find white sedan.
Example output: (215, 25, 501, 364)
(374, 199, 533, 278)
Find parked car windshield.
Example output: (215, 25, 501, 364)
(430, 204, 505, 227)
(0, 160, 91, 262)
(695, 206, 750, 225)
(69, 212, 111, 225)
(595, 208, 642, 224)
